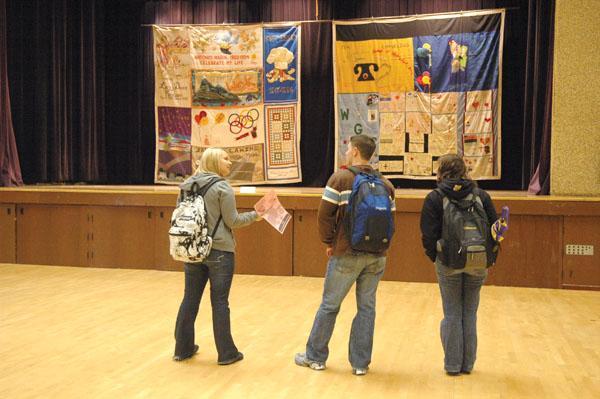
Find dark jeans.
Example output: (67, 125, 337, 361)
(174, 249, 238, 362)
(435, 261, 487, 373)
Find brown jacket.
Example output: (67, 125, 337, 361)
(318, 165, 396, 256)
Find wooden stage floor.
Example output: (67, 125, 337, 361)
(1, 264, 599, 398)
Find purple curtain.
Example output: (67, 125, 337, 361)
(524, 0, 554, 195)
(0, 0, 22, 186)
(6, 0, 554, 190)
(7, 0, 106, 183)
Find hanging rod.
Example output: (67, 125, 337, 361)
(140, 6, 519, 27)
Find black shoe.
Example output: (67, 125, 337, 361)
(173, 344, 199, 361)
(461, 370, 471, 375)
(446, 371, 461, 376)
(218, 352, 244, 365)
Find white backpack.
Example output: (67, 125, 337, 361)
(169, 178, 223, 263)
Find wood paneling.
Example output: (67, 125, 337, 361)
(3, 187, 599, 289)
(89, 207, 155, 269)
(384, 213, 437, 283)
(293, 210, 329, 277)
(2, 186, 599, 216)
(292, 211, 437, 282)
(0, 204, 16, 263)
(16, 205, 88, 266)
(291, 211, 566, 288)
(486, 215, 562, 288)
(563, 216, 600, 288)
(155, 205, 294, 275)
(154, 207, 181, 272)
(233, 209, 293, 276)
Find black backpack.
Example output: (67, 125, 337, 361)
(345, 167, 395, 253)
(435, 188, 495, 269)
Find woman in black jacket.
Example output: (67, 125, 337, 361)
(420, 154, 499, 376)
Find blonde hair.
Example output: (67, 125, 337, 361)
(195, 148, 227, 176)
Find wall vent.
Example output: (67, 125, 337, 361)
(565, 245, 594, 256)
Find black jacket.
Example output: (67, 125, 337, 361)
(420, 178, 498, 263)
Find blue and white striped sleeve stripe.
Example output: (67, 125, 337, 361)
(340, 190, 351, 205)
(321, 186, 340, 205)
(322, 186, 352, 206)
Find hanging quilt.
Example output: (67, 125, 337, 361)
(333, 10, 504, 179)
(154, 24, 301, 184)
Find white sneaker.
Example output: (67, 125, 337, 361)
(295, 352, 326, 371)
(352, 367, 368, 376)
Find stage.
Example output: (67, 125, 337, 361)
(0, 185, 599, 289)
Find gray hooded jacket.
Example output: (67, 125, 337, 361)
(179, 172, 257, 253)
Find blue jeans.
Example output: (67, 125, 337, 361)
(174, 249, 239, 363)
(435, 261, 487, 373)
(306, 254, 386, 369)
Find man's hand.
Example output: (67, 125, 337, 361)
(326, 247, 333, 257)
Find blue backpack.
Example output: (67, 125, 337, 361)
(345, 167, 395, 253)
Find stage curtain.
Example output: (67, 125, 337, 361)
(524, 0, 554, 195)
(6, 0, 106, 183)
(6, 0, 554, 190)
(0, 0, 22, 186)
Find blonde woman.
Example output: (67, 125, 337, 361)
(173, 148, 260, 365)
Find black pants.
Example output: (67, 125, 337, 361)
(174, 249, 238, 362)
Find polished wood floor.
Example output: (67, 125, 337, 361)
(1, 264, 599, 399)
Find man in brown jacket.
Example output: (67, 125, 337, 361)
(295, 135, 395, 376)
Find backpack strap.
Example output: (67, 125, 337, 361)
(436, 188, 479, 211)
(187, 177, 224, 237)
(203, 177, 224, 237)
(470, 188, 485, 208)
(434, 188, 449, 209)
(347, 166, 360, 176)
(184, 177, 222, 198)
(211, 215, 223, 238)
(348, 166, 381, 178)
(198, 176, 223, 196)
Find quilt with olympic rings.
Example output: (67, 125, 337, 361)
(153, 24, 302, 184)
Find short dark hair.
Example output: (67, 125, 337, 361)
(350, 135, 376, 161)
(437, 154, 469, 181)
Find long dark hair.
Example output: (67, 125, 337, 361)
(436, 154, 471, 182)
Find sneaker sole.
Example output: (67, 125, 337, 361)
(294, 356, 325, 370)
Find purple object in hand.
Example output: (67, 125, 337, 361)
(492, 206, 509, 241)
(501, 206, 509, 226)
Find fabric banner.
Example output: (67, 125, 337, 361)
(333, 10, 504, 179)
(154, 24, 301, 184)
